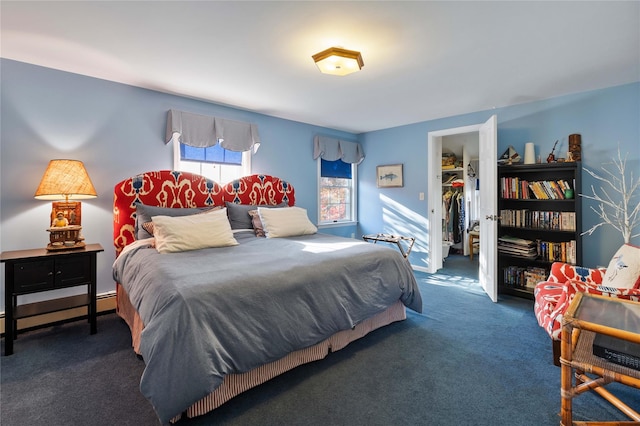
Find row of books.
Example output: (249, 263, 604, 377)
(498, 235, 578, 264)
(538, 240, 578, 264)
(500, 177, 573, 200)
(500, 209, 576, 231)
(502, 266, 548, 290)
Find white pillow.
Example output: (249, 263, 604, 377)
(602, 243, 640, 289)
(152, 208, 238, 253)
(257, 206, 317, 238)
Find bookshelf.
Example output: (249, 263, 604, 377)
(497, 162, 582, 299)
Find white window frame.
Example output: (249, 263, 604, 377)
(317, 158, 358, 227)
(173, 141, 252, 182)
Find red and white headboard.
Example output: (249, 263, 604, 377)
(222, 173, 295, 206)
(113, 171, 295, 255)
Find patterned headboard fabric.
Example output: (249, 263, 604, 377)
(222, 173, 295, 206)
(113, 171, 295, 256)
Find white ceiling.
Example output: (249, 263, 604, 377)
(2, 1, 639, 134)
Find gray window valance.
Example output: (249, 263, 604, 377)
(165, 109, 260, 152)
(313, 135, 364, 164)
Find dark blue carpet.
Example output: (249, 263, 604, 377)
(2, 258, 637, 425)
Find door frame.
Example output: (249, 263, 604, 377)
(427, 123, 484, 273)
(427, 115, 498, 301)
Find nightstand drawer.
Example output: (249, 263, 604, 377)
(13, 260, 55, 293)
(55, 255, 92, 288)
(12, 255, 92, 293)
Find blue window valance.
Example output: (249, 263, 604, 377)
(313, 135, 364, 164)
(165, 109, 260, 152)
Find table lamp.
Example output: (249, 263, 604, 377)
(34, 159, 97, 250)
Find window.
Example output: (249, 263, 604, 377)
(318, 158, 357, 224)
(173, 142, 251, 182)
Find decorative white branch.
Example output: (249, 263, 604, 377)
(580, 147, 640, 244)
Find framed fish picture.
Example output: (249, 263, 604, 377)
(377, 164, 403, 188)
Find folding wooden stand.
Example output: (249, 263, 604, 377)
(362, 233, 415, 259)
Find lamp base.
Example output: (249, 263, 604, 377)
(46, 241, 86, 251)
(50, 201, 82, 227)
(47, 201, 85, 250)
(47, 225, 83, 251)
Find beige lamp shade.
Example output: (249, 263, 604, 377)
(312, 47, 364, 76)
(34, 159, 97, 201)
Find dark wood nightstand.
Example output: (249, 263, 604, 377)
(1, 243, 104, 355)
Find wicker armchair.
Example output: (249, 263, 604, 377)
(534, 261, 640, 365)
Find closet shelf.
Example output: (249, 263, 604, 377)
(442, 167, 464, 187)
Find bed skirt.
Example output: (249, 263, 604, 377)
(115, 283, 406, 421)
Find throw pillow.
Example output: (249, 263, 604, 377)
(257, 206, 317, 238)
(152, 208, 238, 253)
(225, 201, 286, 230)
(135, 204, 218, 239)
(139, 205, 223, 237)
(601, 243, 640, 289)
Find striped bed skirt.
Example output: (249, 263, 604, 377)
(115, 283, 406, 422)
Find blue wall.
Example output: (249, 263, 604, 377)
(0, 59, 356, 309)
(358, 82, 640, 269)
(1, 58, 638, 311)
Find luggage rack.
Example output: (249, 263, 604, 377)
(362, 233, 415, 259)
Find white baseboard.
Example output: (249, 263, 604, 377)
(0, 292, 117, 335)
(412, 264, 429, 273)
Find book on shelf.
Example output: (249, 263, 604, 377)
(498, 235, 537, 258)
(524, 180, 572, 200)
(520, 180, 530, 199)
(502, 265, 548, 289)
(557, 179, 572, 192)
(542, 181, 556, 199)
(500, 210, 576, 231)
(499, 235, 534, 246)
(525, 267, 548, 289)
(501, 177, 574, 200)
(501, 177, 535, 199)
(560, 212, 576, 231)
(530, 181, 549, 199)
(536, 239, 576, 264)
(549, 181, 565, 199)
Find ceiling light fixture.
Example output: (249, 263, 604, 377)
(312, 47, 364, 76)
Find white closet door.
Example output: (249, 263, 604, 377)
(478, 115, 498, 302)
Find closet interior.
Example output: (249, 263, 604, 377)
(441, 134, 480, 260)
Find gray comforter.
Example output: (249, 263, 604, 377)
(113, 232, 422, 423)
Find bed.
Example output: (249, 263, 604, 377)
(112, 170, 422, 423)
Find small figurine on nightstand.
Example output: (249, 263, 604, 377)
(46, 211, 84, 250)
(52, 211, 69, 227)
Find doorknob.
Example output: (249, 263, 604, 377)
(485, 214, 502, 221)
